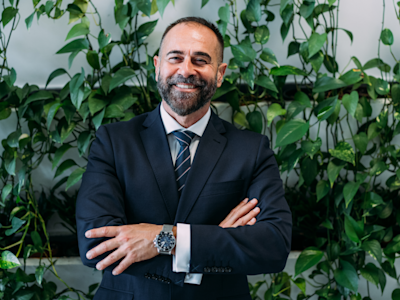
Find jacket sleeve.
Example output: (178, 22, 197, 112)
(75, 125, 186, 286)
(189, 135, 292, 275)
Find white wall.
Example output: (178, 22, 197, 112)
(5, 0, 400, 89)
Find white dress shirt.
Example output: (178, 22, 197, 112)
(160, 103, 210, 285)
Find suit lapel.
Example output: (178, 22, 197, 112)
(140, 106, 179, 223)
(174, 113, 227, 223)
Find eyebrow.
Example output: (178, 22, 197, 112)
(166, 50, 212, 61)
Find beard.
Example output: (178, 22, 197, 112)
(157, 71, 218, 116)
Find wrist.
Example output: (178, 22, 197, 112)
(172, 226, 177, 255)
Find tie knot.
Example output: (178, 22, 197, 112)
(172, 131, 196, 147)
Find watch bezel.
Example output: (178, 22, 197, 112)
(154, 231, 176, 253)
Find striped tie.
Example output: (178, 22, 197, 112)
(172, 131, 196, 194)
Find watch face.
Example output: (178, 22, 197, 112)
(156, 232, 175, 251)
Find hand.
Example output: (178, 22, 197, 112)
(219, 198, 260, 228)
(85, 223, 162, 275)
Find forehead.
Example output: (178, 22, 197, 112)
(161, 23, 219, 58)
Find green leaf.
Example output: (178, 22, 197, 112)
(86, 50, 100, 69)
(316, 180, 330, 202)
(47, 102, 63, 130)
(266, 103, 286, 126)
(375, 78, 390, 95)
(361, 240, 382, 263)
(343, 181, 361, 208)
(212, 80, 236, 100)
(136, 0, 152, 16)
(246, 111, 263, 133)
(329, 141, 355, 165)
(66, 22, 89, 40)
(66, 167, 86, 191)
(370, 160, 387, 176)
(109, 68, 136, 92)
(334, 260, 358, 292)
(60, 121, 76, 143)
(380, 28, 394, 46)
(314, 96, 338, 121)
(104, 104, 125, 119)
(25, 90, 53, 105)
(385, 235, 400, 254)
(301, 138, 322, 159)
(308, 51, 324, 73)
(46, 68, 69, 87)
(368, 122, 381, 140)
(275, 119, 309, 148)
(52, 144, 73, 170)
(0, 251, 20, 269)
(270, 65, 307, 76)
(260, 48, 279, 67)
(308, 32, 327, 58)
(35, 265, 45, 285)
(328, 160, 346, 187)
(31, 231, 43, 249)
(246, 0, 261, 22)
(218, 3, 230, 23)
(321, 219, 334, 230)
(294, 247, 324, 277)
(69, 69, 85, 109)
(55, 159, 78, 178)
(393, 289, 400, 300)
(92, 108, 105, 130)
(233, 111, 249, 128)
(364, 58, 385, 70)
(255, 75, 278, 93)
(5, 217, 26, 236)
(78, 131, 91, 156)
(240, 63, 254, 89)
(339, 69, 362, 85)
(300, 1, 314, 18)
(201, 0, 209, 7)
(156, 0, 169, 17)
(280, 0, 293, 14)
(98, 30, 111, 50)
(1, 184, 12, 202)
(313, 77, 347, 93)
(7, 129, 22, 148)
(360, 263, 380, 287)
(231, 42, 257, 62)
(25, 11, 35, 30)
(56, 38, 89, 54)
(254, 25, 270, 44)
(292, 278, 306, 294)
(287, 41, 300, 57)
(353, 132, 368, 154)
(2, 7, 18, 27)
(342, 91, 359, 117)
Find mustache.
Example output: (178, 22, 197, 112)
(166, 74, 206, 87)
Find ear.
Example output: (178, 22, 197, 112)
(216, 63, 228, 88)
(154, 55, 160, 82)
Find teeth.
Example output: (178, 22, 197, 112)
(176, 84, 196, 89)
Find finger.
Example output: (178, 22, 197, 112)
(246, 217, 257, 226)
(233, 206, 260, 227)
(95, 247, 126, 271)
(86, 238, 120, 260)
(112, 253, 136, 275)
(219, 198, 249, 227)
(85, 226, 121, 238)
(230, 198, 258, 223)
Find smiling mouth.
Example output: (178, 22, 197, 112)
(174, 83, 198, 89)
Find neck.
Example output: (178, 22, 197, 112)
(162, 101, 210, 128)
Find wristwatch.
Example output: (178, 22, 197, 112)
(153, 225, 176, 255)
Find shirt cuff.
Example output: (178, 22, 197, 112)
(172, 223, 203, 285)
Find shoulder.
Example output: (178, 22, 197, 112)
(99, 112, 150, 137)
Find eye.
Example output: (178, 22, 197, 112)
(193, 58, 207, 65)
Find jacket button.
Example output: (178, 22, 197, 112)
(204, 267, 211, 273)
(224, 267, 232, 273)
(211, 267, 218, 273)
(144, 273, 150, 278)
(218, 267, 225, 273)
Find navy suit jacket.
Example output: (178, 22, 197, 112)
(76, 105, 292, 300)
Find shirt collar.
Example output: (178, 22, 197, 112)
(160, 102, 211, 137)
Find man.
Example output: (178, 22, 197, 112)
(76, 17, 292, 300)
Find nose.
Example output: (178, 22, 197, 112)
(177, 57, 197, 78)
